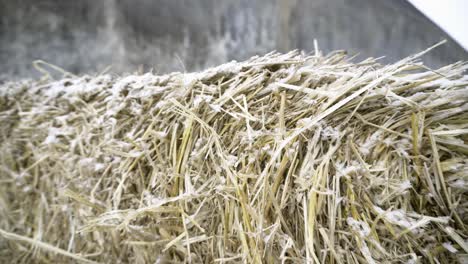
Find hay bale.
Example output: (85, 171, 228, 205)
(1, 46, 467, 263)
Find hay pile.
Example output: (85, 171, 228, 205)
(1, 45, 468, 263)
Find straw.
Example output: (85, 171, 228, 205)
(0, 45, 467, 263)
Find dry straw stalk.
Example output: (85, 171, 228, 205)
(0, 43, 467, 263)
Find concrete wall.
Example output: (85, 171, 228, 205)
(1, 0, 467, 81)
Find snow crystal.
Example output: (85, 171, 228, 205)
(94, 163, 106, 172)
(226, 155, 238, 167)
(79, 158, 94, 167)
(303, 98, 317, 105)
(451, 179, 466, 188)
(209, 104, 222, 112)
(442, 242, 458, 253)
(154, 131, 168, 139)
(44, 134, 58, 144)
(373, 206, 415, 229)
(322, 126, 340, 140)
(347, 217, 371, 237)
(43, 127, 73, 145)
(183, 73, 198, 88)
(398, 180, 412, 192)
(193, 95, 213, 108)
(128, 150, 143, 158)
(405, 254, 418, 264)
(383, 138, 393, 146)
(297, 117, 313, 127)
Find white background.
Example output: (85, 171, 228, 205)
(408, 0, 468, 51)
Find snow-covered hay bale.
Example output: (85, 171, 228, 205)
(1, 46, 467, 263)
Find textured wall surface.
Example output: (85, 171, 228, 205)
(1, 0, 467, 81)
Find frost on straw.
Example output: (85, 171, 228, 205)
(0, 45, 468, 263)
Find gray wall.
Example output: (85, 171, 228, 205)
(1, 0, 467, 81)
